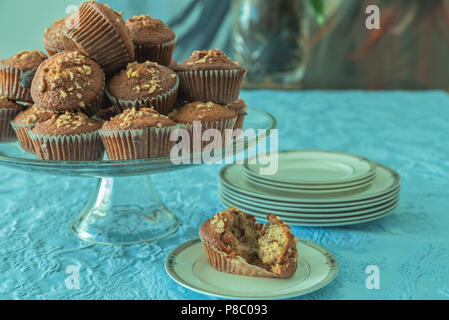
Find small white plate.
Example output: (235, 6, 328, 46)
(219, 163, 400, 204)
(243, 150, 376, 185)
(218, 192, 399, 223)
(242, 170, 375, 195)
(218, 188, 400, 217)
(219, 182, 400, 209)
(241, 169, 376, 191)
(165, 238, 339, 300)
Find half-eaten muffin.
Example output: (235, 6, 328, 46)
(200, 207, 298, 278)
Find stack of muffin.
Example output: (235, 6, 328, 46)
(0, 1, 248, 161)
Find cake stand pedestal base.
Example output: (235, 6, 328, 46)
(71, 175, 180, 245)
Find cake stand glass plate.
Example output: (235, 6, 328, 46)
(165, 238, 339, 300)
(0, 107, 276, 245)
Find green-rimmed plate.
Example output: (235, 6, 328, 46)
(243, 150, 376, 186)
(165, 238, 338, 300)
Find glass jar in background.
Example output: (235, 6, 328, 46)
(231, 0, 310, 89)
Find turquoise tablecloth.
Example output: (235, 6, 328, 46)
(1, 90, 448, 300)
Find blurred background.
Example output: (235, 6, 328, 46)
(1, 0, 449, 90)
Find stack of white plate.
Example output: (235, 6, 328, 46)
(218, 150, 401, 227)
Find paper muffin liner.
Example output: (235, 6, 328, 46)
(28, 130, 104, 161)
(233, 106, 248, 131)
(0, 66, 33, 102)
(10, 122, 35, 153)
(0, 108, 21, 143)
(177, 69, 246, 105)
(106, 77, 179, 115)
(65, 3, 132, 74)
(179, 117, 238, 153)
(44, 45, 64, 57)
(200, 237, 279, 278)
(82, 76, 105, 117)
(134, 38, 176, 66)
(100, 125, 180, 160)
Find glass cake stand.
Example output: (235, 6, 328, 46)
(0, 107, 276, 245)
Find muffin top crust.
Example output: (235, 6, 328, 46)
(170, 101, 237, 123)
(32, 111, 102, 136)
(44, 18, 69, 52)
(108, 61, 177, 100)
(0, 96, 23, 109)
(30, 51, 104, 112)
(0, 50, 48, 71)
(126, 14, 175, 46)
(13, 105, 56, 125)
(102, 107, 176, 130)
(178, 49, 245, 72)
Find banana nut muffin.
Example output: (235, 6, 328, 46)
(126, 14, 176, 66)
(170, 101, 238, 151)
(65, 1, 135, 74)
(30, 51, 105, 116)
(100, 107, 178, 160)
(0, 50, 48, 102)
(0, 96, 25, 142)
(107, 61, 178, 115)
(43, 17, 73, 56)
(177, 49, 246, 104)
(11, 105, 56, 153)
(200, 207, 298, 278)
(29, 111, 104, 161)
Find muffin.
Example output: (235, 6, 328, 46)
(106, 61, 178, 115)
(169, 101, 238, 152)
(200, 207, 298, 278)
(100, 107, 178, 160)
(126, 15, 176, 66)
(64, 1, 135, 74)
(30, 51, 105, 116)
(227, 98, 248, 130)
(177, 49, 246, 104)
(0, 97, 25, 142)
(43, 17, 73, 56)
(11, 105, 56, 153)
(29, 111, 104, 161)
(0, 50, 48, 102)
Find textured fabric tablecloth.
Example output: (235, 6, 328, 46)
(0, 90, 448, 300)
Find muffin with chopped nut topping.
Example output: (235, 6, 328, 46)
(169, 101, 238, 152)
(29, 111, 104, 161)
(200, 207, 298, 278)
(0, 50, 48, 102)
(126, 14, 176, 66)
(100, 107, 179, 160)
(30, 51, 105, 116)
(43, 17, 74, 56)
(106, 61, 178, 115)
(11, 105, 56, 153)
(0, 96, 25, 143)
(64, 1, 134, 74)
(177, 49, 246, 104)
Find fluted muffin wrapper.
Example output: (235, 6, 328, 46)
(65, 3, 133, 74)
(106, 77, 179, 115)
(28, 130, 105, 161)
(178, 69, 246, 105)
(0, 108, 21, 143)
(178, 118, 238, 153)
(0, 66, 33, 102)
(200, 236, 279, 278)
(134, 38, 176, 66)
(10, 122, 35, 153)
(100, 125, 181, 160)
